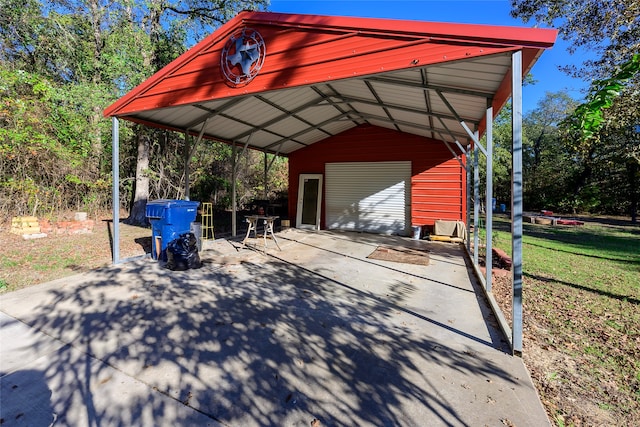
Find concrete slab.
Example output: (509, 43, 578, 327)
(0, 312, 220, 426)
(0, 229, 549, 426)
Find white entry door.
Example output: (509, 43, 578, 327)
(296, 174, 323, 230)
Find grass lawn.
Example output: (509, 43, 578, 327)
(485, 216, 639, 426)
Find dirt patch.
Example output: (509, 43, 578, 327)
(489, 261, 640, 426)
(367, 245, 429, 266)
(0, 216, 151, 292)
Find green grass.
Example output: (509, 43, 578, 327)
(479, 217, 640, 424)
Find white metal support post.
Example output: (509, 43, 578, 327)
(473, 132, 480, 265)
(512, 50, 524, 355)
(112, 117, 120, 264)
(264, 151, 268, 200)
(184, 133, 191, 200)
(231, 137, 251, 237)
(466, 148, 472, 252)
(485, 105, 494, 293)
(232, 142, 237, 237)
(184, 119, 210, 201)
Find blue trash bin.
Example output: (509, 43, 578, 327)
(146, 199, 200, 261)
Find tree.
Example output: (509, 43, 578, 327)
(511, 0, 640, 220)
(0, 0, 277, 223)
(523, 91, 579, 210)
(511, 0, 639, 79)
(123, 0, 270, 225)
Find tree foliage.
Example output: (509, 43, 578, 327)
(566, 54, 640, 145)
(511, 0, 639, 220)
(0, 67, 111, 216)
(0, 0, 277, 222)
(511, 0, 639, 78)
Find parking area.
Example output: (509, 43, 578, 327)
(0, 229, 549, 426)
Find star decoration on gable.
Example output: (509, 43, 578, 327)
(221, 28, 266, 87)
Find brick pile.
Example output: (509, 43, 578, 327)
(10, 214, 95, 239)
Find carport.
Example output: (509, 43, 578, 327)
(103, 11, 557, 354)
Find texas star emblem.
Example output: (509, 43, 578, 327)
(221, 28, 266, 87)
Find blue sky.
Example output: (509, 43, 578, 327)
(268, 0, 592, 112)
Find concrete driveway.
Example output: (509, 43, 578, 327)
(0, 229, 549, 426)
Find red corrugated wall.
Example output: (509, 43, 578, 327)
(288, 125, 466, 230)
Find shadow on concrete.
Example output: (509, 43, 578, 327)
(0, 231, 544, 426)
(0, 368, 55, 425)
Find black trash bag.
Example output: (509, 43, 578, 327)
(164, 232, 201, 271)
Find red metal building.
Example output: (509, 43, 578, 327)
(288, 125, 465, 234)
(105, 10, 556, 236)
(105, 11, 557, 352)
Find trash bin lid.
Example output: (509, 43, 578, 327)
(146, 199, 200, 218)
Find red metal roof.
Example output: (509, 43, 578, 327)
(103, 11, 557, 153)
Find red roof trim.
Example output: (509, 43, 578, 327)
(240, 12, 557, 48)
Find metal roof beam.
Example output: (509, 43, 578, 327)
(436, 89, 487, 156)
(226, 93, 337, 143)
(314, 85, 367, 126)
(421, 68, 436, 140)
(365, 76, 495, 99)
(436, 116, 469, 152)
(332, 94, 480, 125)
(255, 94, 334, 138)
(186, 97, 246, 130)
(263, 112, 353, 150)
(364, 80, 401, 132)
(216, 111, 308, 147)
(357, 112, 469, 140)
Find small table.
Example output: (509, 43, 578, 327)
(242, 215, 281, 251)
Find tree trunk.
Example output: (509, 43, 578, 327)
(126, 129, 151, 226)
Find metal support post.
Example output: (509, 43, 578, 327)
(485, 105, 494, 293)
(185, 120, 210, 201)
(473, 132, 480, 266)
(232, 143, 237, 237)
(512, 50, 524, 355)
(466, 148, 472, 252)
(264, 151, 268, 200)
(231, 136, 251, 237)
(111, 117, 120, 264)
(184, 133, 191, 200)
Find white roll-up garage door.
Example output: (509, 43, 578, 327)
(325, 161, 411, 235)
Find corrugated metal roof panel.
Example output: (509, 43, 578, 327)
(321, 119, 360, 136)
(276, 140, 307, 153)
(426, 67, 504, 93)
(370, 80, 428, 110)
(223, 98, 284, 126)
(350, 102, 387, 119)
(327, 79, 377, 102)
(249, 129, 286, 147)
(295, 104, 343, 124)
(204, 116, 254, 140)
(366, 119, 396, 131)
(298, 127, 335, 144)
(265, 115, 316, 136)
(260, 87, 324, 111)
